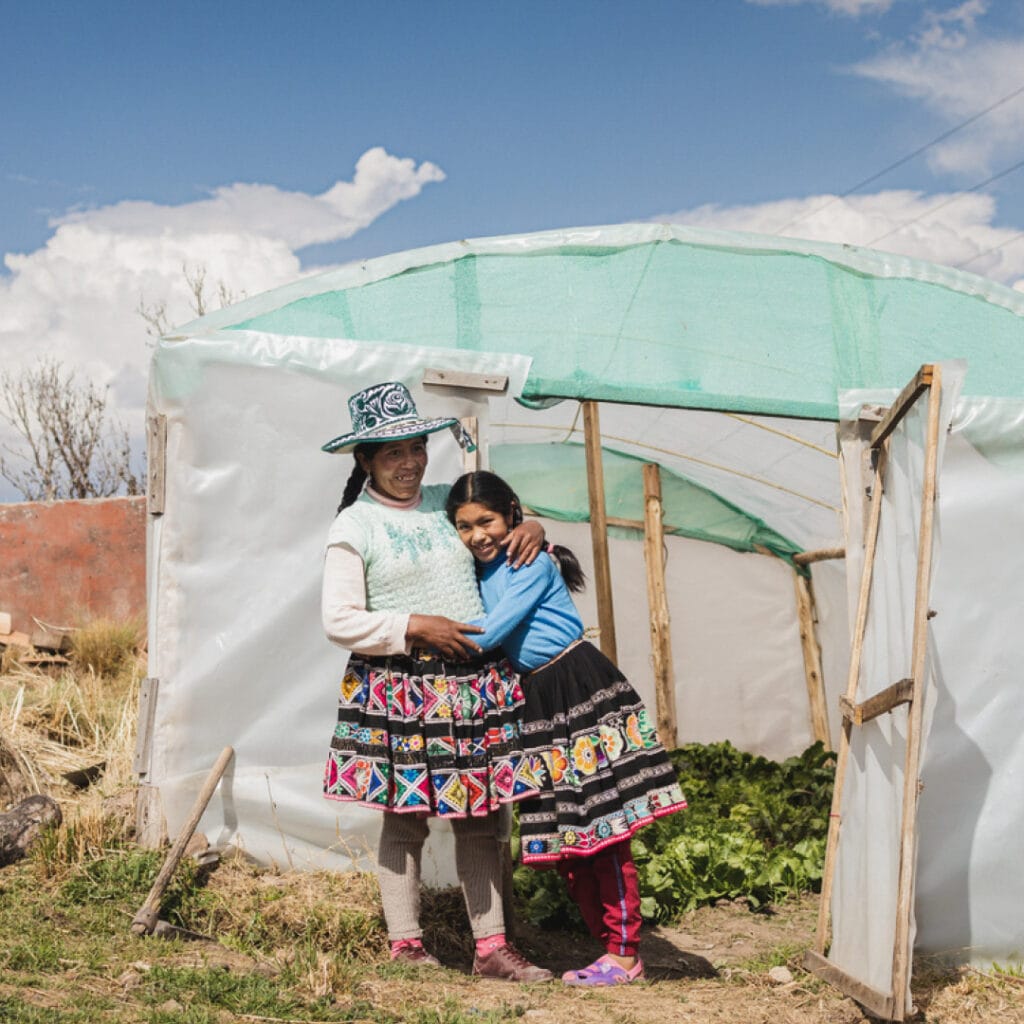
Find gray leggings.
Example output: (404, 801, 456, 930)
(377, 811, 505, 941)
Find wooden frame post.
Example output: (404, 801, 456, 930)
(582, 401, 617, 664)
(890, 364, 942, 1009)
(642, 463, 677, 747)
(793, 570, 830, 748)
(459, 416, 479, 472)
(805, 363, 941, 1023)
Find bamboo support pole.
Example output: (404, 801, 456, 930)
(890, 365, 943, 1017)
(583, 401, 617, 664)
(793, 570, 830, 748)
(792, 546, 846, 567)
(642, 464, 677, 747)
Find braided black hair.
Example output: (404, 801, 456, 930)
(337, 442, 378, 513)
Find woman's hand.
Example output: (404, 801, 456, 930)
(407, 614, 485, 660)
(502, 517, 546, 568)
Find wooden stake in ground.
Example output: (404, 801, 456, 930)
(583, 400, 617, 664)
(131, 745, 234, 936)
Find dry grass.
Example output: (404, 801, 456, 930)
(2, 622, 1023, 1022)
(67, 616, 144, 678)
(0, 617, 143, 841)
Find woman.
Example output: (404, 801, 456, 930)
(320, 380, 551, 982)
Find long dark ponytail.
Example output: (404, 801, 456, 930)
(446, 470, 586, 593)
(337, 442, 378, 513)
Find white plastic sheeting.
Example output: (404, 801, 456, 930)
(145, 332, 531, 876)
(829, 363, 1024, 1004)
(143, 329, 849, 878)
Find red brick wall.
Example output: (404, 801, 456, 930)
(0, 496, 146, 636)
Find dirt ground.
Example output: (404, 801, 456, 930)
(162, 891, 1024, 1024)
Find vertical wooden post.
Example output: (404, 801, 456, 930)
(459, 416, 479, 472)
(582, 401, 617, 664)
(642, 464, 678, 748)
(793, 570, 831, 749)
(890, 365, 943, 1015)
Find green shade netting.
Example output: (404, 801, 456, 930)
(489, 442, 801, 562)
(222, 231, 1024, 419)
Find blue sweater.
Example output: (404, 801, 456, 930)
(470, 554, 584, 672)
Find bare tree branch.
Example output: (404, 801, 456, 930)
(0, 358, 140, 501)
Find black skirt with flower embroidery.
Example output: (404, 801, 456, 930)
(516, 640, 687, 864)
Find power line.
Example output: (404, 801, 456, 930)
(954, 228, 1024, 270)
(775, 82, 1024, 234)
(864, 156, 1024, 247)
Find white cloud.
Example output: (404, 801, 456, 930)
(0, 147, 445, 499)
(58, 147, 445, 250)
(848, 3, 1024, 177)
(745, 0, 895, 16)
(653, 189, 1024, 291)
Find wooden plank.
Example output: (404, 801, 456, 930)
(422, 368, 509, 392)
(134, 783, 168, 849)
(793, 546, 846, 566)
(871, 365, 934, 449)
(132, 677, 160, 778)
(839, 679, 914, 726)
(891, 365, 943, 1015)
(583, 401, 617, 664)
(803, 951, 899, 1021)
(642, 464, 677, 748)
(815, 440, 889, 953)
(147, 413, 167, 516)
(459, 416, 479, 472)
(0, 630, 32, 650)
(0, 612, 10, 635)
(794, 571, 830, 748)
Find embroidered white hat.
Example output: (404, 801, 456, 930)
(321, 381, 475, 454)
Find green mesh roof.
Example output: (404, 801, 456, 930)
(173, 223, 1024, 419)
(490, 442, 801, 562)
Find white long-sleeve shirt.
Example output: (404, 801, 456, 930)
(321, 544, 410, 655)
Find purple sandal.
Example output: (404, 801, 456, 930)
(562, 955, 645, 986)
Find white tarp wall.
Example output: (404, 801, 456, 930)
(831, 363, 1024, 1003)
(143, 331, 850, 875)
(145, 332, 531, 876)
(916, 392, 1024, 965)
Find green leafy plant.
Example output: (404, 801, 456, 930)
(513, 741, 834, 927)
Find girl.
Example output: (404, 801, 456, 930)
(446, 471, 688, 987)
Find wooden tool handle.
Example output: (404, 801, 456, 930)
(131, 745, 234, 936)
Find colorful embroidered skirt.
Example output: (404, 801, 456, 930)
(517, 641, 687, 864)
(323, 650, 543, 817)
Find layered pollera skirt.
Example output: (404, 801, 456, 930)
(323, 650, 543, 816)
(517, 640, 687, 864)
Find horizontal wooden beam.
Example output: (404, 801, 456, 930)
(839, 678, 914, 726)
(423, 368, 509, 392)
(871, 365, 934, 449)
(793, 546, 846, 566)
(803, 950, 901, 1021)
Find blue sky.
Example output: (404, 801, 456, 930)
(1, 0, 1023, 496)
